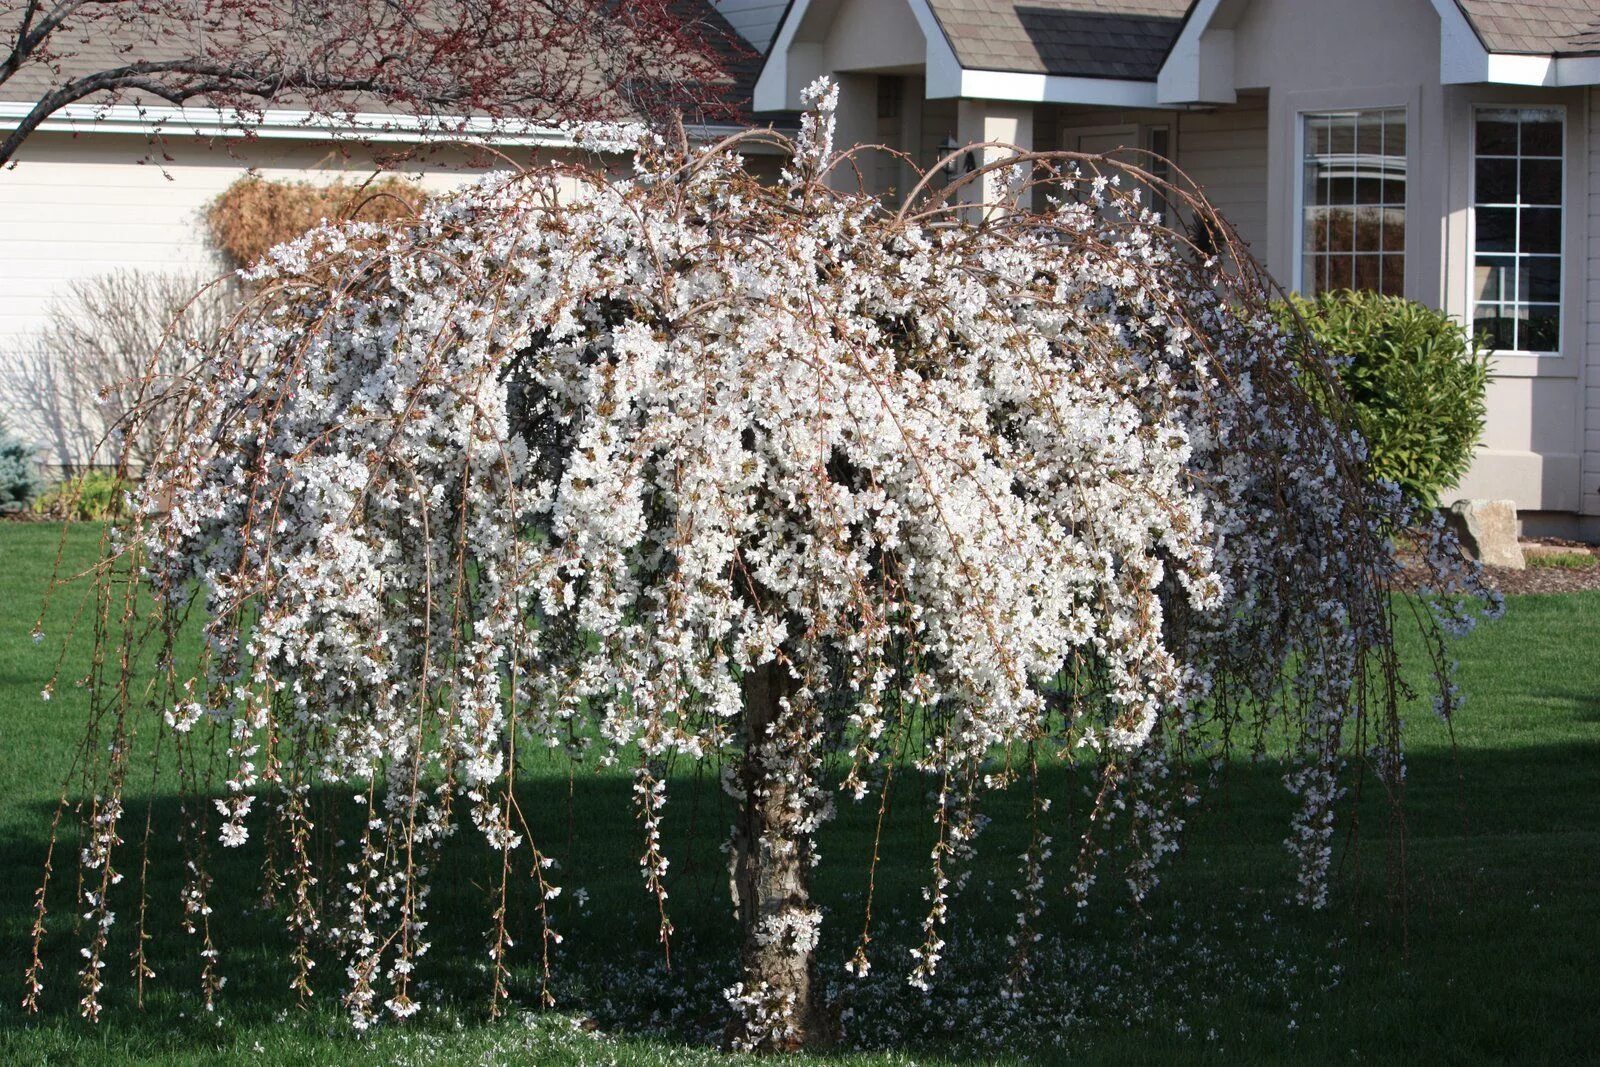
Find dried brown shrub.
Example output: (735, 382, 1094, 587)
(207, 175, 432, 269)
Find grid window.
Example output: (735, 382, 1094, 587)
(1301, 109, 1407, 297)
(1473, 107, 1563, 354)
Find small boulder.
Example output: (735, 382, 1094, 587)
(1445, 499, 1524, 570)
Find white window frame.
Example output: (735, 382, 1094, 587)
(1467, 103, 1567, 357)
(1292, 104, 1411, 297)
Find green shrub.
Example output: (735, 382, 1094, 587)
(0, 418, 42, 514)
(1282, 291, 1491, 510)
(32, 471, 128, 521)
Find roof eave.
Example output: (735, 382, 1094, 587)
(1477, 52, 1600, 87)
(1422, 0, 1600, 86)
(946, 68, 1162, 107)
(0, 101, 773, 150)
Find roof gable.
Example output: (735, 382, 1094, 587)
(924, 0, 1192, 81)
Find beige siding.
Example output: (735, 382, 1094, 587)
(0, 132, 502, 345)
(1588, 88, 1600, 515)
(0, 131, 592, 466)
(1037, 98, 1269, 256)
(1173, 94, 1270, 259)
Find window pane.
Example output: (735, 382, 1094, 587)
(1520, 114, 1563, 156)
(1357, 112, 1384, 157)
(1325, 208, 1356, 252)
(1380, 255, 1405, 296)
(1308, 116, 1331, 156)
(1475, 207, 1516, 252)
(1381, 208, 1406, 250)
(1475, 158, 1517, 203)
(1383, 173, 1407, 207)
(1353, 254, 1382, 291)
(1520, 208, 1560, 253)
(1474, 256, 1514, 302)
(1383, 115, 1407, 158)
(1524, 305, 1560, 351)
(1524, 257, 1561, 301)
(1476, 116, 1518, 155)
(1521, 158, 1562, 204)
(1473, 305, 1514, 349)
(1304, 208, 1329, 253)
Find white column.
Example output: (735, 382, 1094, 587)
(956, 100, 1036, 216)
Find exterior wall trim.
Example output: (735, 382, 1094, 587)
(949, 69, 1160, 107)
(1479, 54, 1600, 88)
(0, 102, 755, 148)
(1156, 0, 1241, 106)
(1282, 85, 1425, 300)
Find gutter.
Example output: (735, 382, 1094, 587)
(0, 101, 766, 150)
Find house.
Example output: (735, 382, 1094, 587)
(5, 0, 1600, 539)
(740, 0, 1600, 540)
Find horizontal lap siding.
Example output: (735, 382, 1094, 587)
(1588, 90, 1600, 514)
(0, 139, 229, 343)
(1176, 96, 1270, 262)
(0, 133, 506, 347)
(1047, 96, 1269, 258)
(0, 132, 557, 466)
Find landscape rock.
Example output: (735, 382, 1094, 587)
(1445, 499, 1524, 570)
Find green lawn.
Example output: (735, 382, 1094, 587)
(1, 522, 1597, 1065)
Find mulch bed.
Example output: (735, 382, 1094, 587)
(1490, 539, 1600, 596)
(1393, 538, 1600, 596)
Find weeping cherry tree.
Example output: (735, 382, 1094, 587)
(25, 81, 1495, 1051)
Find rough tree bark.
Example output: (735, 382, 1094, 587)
(727, 659, 836, 1051)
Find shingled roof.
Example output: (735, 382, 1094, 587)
(0, 0, 761, 125)
(920, 2, 1600, 78)
(924, 0, 1192, 80)
(1454, 0, 1600, 57)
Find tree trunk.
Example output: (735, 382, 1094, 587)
(726, 660, 835, 1051)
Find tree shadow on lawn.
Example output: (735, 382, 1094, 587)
(3, 742, 1598, 1063)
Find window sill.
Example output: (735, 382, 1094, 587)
(1485, 350, 1577, 378)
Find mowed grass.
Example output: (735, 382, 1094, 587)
(0, 521, 1597, 1065)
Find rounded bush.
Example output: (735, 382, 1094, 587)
(0, 418, 42, 514)
(1284, 290, 1491, 510)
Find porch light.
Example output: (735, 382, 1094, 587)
(939, 136, 960, 180)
